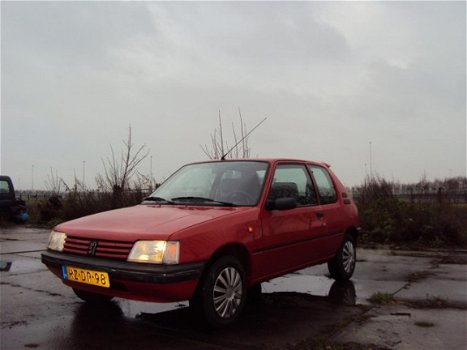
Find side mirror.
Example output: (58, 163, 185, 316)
(266, 197, 297, 211)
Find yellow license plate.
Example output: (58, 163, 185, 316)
(63, 266, 110, 288)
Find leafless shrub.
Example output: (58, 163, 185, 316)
(44, 168, 65, 196)
(201, 109, 251, 160)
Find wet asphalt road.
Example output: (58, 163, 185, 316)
(1, 227, 466, 350)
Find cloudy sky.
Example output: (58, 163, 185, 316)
(1, 1, 465, 190)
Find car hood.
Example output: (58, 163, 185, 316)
(55, 205, 250, 241)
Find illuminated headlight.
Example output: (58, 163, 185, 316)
(48, 230, 66, 252)
(128, 241, 180, 264)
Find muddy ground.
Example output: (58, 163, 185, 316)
(1, 227, 466, 350)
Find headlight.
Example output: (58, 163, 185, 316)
(48, 230, 66, 251)
(127, 241, 180, 264)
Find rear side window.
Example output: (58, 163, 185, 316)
(308, 166, 337, 204)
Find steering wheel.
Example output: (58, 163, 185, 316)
(227, 191, 255, 205)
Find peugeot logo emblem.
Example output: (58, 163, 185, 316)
(88, 241, 98, 256)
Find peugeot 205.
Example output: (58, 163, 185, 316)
(42, 159, 360, 326)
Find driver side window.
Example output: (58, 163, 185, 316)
(268, 164, 318, 206)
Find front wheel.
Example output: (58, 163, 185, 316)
(191, 256, 247, 327)
(328, 235, 356, 281)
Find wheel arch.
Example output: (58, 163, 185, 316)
(210, 243, 250, 274)
(197, 243, 251, 288)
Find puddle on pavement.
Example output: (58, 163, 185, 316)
(264, 273, 358, 306)
(0, 260, 12, 271)
(263, 274, 334, 295)
(117, 299, 189, 318)
(115, 272, 359, 320)
(0, 254, 47, 274)
(0, 240, 46, 254)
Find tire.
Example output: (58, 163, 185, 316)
(328, 234, 356, 281)
(73, 288, 114, 303)
(191, 256, 247, 327)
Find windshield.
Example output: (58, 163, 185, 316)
(146, 161, 269, 206)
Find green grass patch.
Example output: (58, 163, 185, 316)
(368, 292, 396, 305)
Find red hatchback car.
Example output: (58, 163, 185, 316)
(42, 159, 360, 326)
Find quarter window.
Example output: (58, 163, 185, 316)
(308, 166, 337, 204)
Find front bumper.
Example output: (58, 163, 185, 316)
(42, 251, 205, 302)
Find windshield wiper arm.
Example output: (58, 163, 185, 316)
(170, 196, 236, 206)
(142, 196, 175, 204)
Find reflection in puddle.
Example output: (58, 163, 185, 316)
(263, 274, 334, 296)
(117, 299, 189, 318)
(263, 273, 357, 306)
(68, 276, 357, 319)
(113, 271, 357, 321)
(61, 272, 359, 350)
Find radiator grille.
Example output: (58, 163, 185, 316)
(63, 236, 133, 260)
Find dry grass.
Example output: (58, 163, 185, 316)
(355, 178, 467, 248)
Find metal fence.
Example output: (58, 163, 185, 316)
(17, 189, 154, 202)
(351, 189, 467, 204)
(394, 191, 467, 203)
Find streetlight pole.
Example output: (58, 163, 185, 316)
(31, 165, 34, 191)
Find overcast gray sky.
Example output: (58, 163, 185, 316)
(1, 1, 466, 190)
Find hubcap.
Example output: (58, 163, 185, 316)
(213, 267, 243, 318)
(342, 241, 355, 274)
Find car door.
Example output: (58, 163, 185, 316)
(253, 163, 327, 280)
(0, 177, 14, 210)
(308, 164, 346, 258)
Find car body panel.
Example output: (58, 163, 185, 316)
(54, 205, 251, 242)
(42, 250, 203, 302)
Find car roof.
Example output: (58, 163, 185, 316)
(187, 158, 331, 168)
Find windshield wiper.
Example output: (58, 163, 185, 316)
(142, 196, 175, 205)
(170, 196, 236, 206)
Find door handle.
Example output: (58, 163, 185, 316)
(316, 211, 324, 219)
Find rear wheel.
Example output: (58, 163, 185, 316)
(328, 234, 356, 281)
(73, 288, 114, 303)
(191, 256, 246, 327)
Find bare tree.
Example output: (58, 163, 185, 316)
(132, 171, 160, 194)
(96, 125, 149, 193)
(201, 109, 251, 160)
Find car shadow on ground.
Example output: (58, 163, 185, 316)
(63, 281, 360, 350)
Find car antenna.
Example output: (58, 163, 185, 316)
(221, 117, 267, 160)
